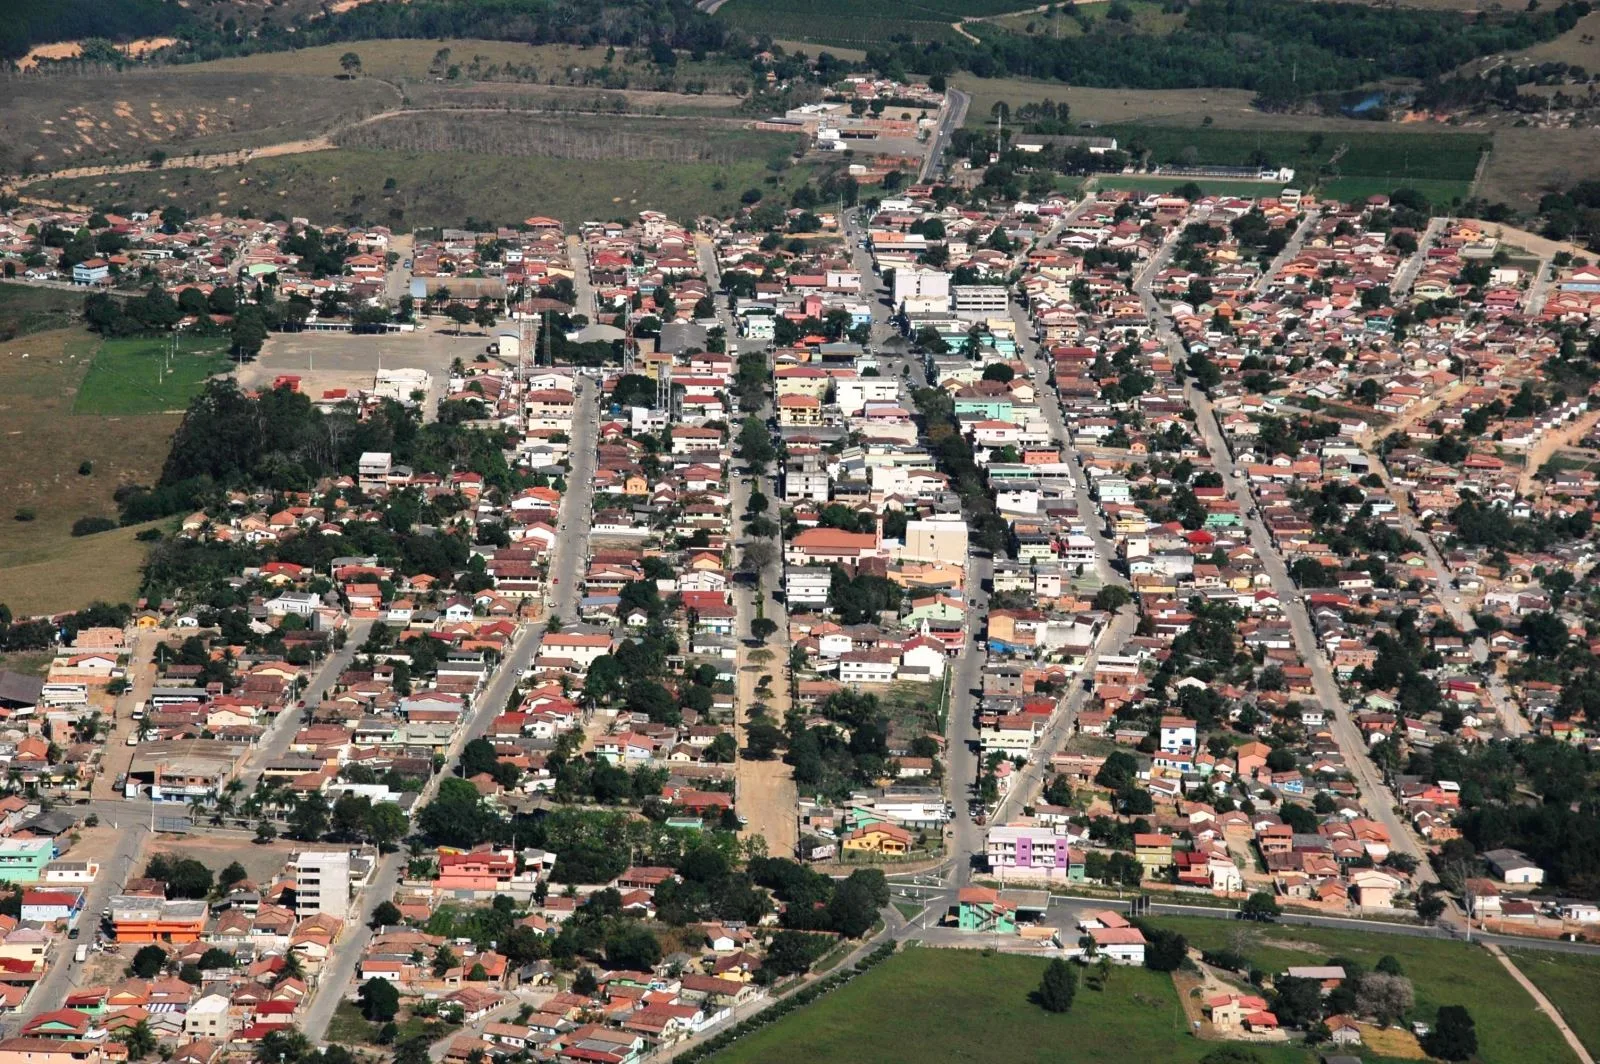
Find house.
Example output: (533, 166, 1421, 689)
(1088, 926, 1147, 964)
(842, 824, 912, 856)
(1483, 848, 1544, 885)
(1133, 833, 1173, 875)
(0, 1040, 104, 1064)
(956, 886, 1016, 934)
(20, 891, 82, 925)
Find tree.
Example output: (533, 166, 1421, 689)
(446, 303, 474, 334)
(163, 858, 214, 899)
(1272, 975, 1324, 1028)
(359, 977, 400, 1022)
(1425, 1005, 1477, 1060)
(218, 861, 248, 890)
(763, 931, 822, 977)
(198, 947, 235, 970)
(432, 945, 458, 977)
(1142, 926, 1187, 972)
(1092, 585, 1131, 611)
(606, 925, 662, 970)
(340, 52, 362, 76)
(366, 802, 408, 850)
(130, 944, 167, 978)
(1241, 891, 1281, 920)
(288, 791, 330, 840)
(116, 1020, 158, 1061)
(1355, 972, 1413, 1027)
(573, 967, 599, 996)
(371, 900, 403, 929)
(750, 617, 778, 644)
(1037, 958, 1077, 1013)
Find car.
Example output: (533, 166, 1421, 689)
(402, 259, 412, 269)
(68, 928, 79, 940)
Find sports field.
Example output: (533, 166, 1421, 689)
(75, 334, 233, 416)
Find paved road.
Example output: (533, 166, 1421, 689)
(920, 89, 970, 183)
(1254, 209, 1322, 293)
(1391, 216, 1447, 300)
(1525, 258, 1555, 318)
(239, 620, 374, 792)
(546, 375, 601, 625)
(1184, 386, 1432, 879)
(303, 373, 599, 1041)
(566, 235, 597, 326)
(1362, 454, 1528, 736)
(8, 821, 148, 1031)
(1132, 247, 1435, 881)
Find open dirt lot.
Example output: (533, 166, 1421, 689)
(143, 833, 304, 887)
(238, 322, 491, 416)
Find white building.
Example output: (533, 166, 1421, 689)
(951, 285, 1009, 320)
(785, 566, 832, 611)
(288, 850, 351, 917)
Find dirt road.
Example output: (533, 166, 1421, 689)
(1518, 407, 1600, 495)
(1485, 943, 1596, 1064)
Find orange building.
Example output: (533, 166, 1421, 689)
(108, 897, 207, 944)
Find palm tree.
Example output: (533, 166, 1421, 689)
(116, 1020, 157, 1061)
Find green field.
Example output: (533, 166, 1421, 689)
(719, 0, 1036, 46)
(709, 946, 1311, 1064)
(1318, 176, 1473, 207)
(1150, 917, 1580, 1064)
(1097, 175, 1289, 199)
(1507, 949, 1600, 1059)
(1096, 124, 1487, 181)
(0, 284, 83, 340)
(39, 146, 826, 231)
(74, 334, 232, 415)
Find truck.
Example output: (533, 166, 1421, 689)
(74, 944, 88, 964)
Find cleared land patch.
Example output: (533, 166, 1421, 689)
(0, 283, 83, 340)
(35, 147, 827, 230)
(0, 69, 397, 172)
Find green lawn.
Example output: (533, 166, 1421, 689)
(73, 334, 233, 415)
(709, 946, 1313, 1064)
(1507, 949, 1600, 1059)
(1149, 917, 1580, 1064)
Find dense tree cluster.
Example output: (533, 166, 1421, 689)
(865, 0, 1587, 105)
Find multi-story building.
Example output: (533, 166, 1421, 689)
(288, 850, 351, 918)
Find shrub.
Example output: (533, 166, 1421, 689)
(13, 508, 35, 522)
(78, 460, 93, 476)
(71, 516, 116, 537)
